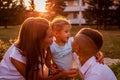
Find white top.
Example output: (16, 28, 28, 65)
(0, 44, 49, 80)
(50, 37, 74, 70)
(80, 56, 117, 80)
(0, 44, 25, 80)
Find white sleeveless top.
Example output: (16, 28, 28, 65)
(0, 44, 25, 80)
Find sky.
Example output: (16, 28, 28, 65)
(24, 0, 46, 12)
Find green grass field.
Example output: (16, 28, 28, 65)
(0, 25, 120, 59)
(0, 25, 120, 79)
(0, 26, 20, 42)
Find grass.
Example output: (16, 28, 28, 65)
(0, 25, 120, 59)
(0, 26, 20, 42)
(101, 30, 120, 59)
(110, 62, 120, 80)
(0, 25, 120, 79)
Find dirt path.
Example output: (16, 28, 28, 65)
(104, 58, 120, 66)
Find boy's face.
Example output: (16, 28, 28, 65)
(72, 36, 84, 59)
(56, 25, 71, 43)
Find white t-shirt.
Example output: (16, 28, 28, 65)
(80, 56, 117, 80)
(0, 44, 25, 80)
(50, 37, 74, 70)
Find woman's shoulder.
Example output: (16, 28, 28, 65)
(9, 44, 26, 64)
(2, 44, 16, 58)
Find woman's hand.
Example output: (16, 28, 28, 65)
(96, 51, 104, 64)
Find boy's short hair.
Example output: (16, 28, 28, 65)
(51, 16, 71, 31)
(78, 28, 103, 50)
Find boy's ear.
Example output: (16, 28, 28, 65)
(76, 45, 81, 53)
(78, 45, 81, 51)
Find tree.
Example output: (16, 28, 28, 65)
(46, 0, 66, 17)
(0, 0, 25, 28)
(29, 0, 35, 11)
(83, 0, 113, 29)
(115, 2, 120, 29)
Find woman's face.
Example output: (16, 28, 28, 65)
(41, 27, 53, 49)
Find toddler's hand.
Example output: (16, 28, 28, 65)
(96, 51, 104, 64)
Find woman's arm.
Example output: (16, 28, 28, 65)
(11, 57, 26, 77)
(11, 57, 78, 80)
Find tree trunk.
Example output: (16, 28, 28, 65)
(4, 25, 7, 29)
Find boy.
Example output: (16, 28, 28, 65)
(72, 28, 117, 80)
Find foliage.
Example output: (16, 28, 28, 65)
(0, 40, 10, 61)
(29, 0, 35, 11)
(115, 4, 120, 29)
(83, 0, 117, 29)
(0, 0, 26, 28)
(46, 0, 66, 16)
(110, 63, 120, 80)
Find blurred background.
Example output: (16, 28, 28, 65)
(0, 0, 120, 79)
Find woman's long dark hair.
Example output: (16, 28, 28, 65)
(16, 17, 49, 80)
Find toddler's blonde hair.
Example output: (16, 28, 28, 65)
(51, 16, 71, 31)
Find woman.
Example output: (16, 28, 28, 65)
(0, 17, 78, 80)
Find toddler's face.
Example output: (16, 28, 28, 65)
(57, 25, 71, 43)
